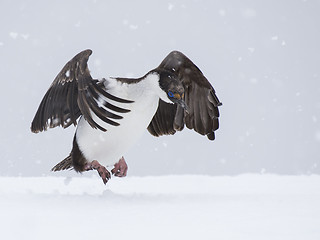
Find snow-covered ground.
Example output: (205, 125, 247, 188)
(1, 174, 319, 240)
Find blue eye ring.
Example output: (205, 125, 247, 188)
(168, 91, 174, 98)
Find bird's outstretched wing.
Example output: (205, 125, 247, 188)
(31, 49, 133, 133)
(147, 51, 222, 140)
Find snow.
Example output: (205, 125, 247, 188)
(0, 2, 320, 238)
(9, 32, 18, 39)
(0, 0, 319, 177)
(1, 174, 319, 240)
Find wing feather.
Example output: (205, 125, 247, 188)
(147, 51, 222, 140)
(148, 100, 177, 137)
(31, 49, 133, 133)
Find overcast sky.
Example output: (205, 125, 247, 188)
(0, 0, 319, 176)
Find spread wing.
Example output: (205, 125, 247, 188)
(147, 51, 222, 140)
(31, 49, 133, 133)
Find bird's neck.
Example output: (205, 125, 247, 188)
(110, 72, 169, 104)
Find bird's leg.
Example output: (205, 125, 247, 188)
(84, 160, 111, 185)
(111, 156, 128, 177)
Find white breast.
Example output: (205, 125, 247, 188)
(75, 73, 167, 167)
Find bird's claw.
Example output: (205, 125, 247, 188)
(84, 160, 111, 185)
(111, 157, 128, 177)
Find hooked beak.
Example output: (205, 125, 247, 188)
(177, 99, 189, 114)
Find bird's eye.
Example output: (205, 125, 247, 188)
(168, 91, 174, 98)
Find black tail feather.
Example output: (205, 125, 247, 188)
(51, 155, 73, 171)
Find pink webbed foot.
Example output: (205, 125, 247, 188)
(111, 157, 128, 177)
(84, 160, 111, 185)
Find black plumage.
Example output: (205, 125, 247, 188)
(31, 49, 133, 133)
(31, 49, 222, 184)
(147, 51, 222, 140)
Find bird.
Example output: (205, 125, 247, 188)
(31, 49, 222, 184)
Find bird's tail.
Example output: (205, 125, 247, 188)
(51, 155, 73, 171)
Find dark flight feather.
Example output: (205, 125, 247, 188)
(147, 51, 222, 140)
(31, 49, 133, 133)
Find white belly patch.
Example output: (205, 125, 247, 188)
(75, 76, 163, 167)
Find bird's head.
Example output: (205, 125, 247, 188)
(157, 70, 189, 112)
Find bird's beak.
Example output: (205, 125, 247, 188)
(177, 99, 189, 113)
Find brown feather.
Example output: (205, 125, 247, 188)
(31, 49, 133, 133)
(147, 51, 222, 141)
